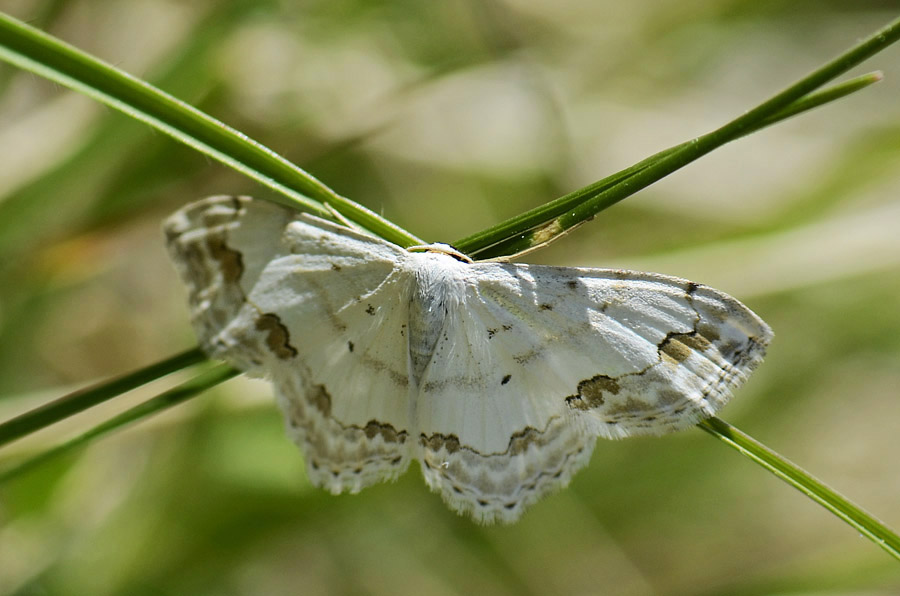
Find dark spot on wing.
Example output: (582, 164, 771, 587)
(421, 432, 461, 454)
(508, 426, 541, 455)
(364, 420, 404, 444)
(566, 280, 578, 290)
(718, 339, 744, 362)
(254, 313, 297, 360)
(660, 335, 692, 363)
(565, 374, 621, 410)
(308, 383, 332, 416)
(681, 332, 712, 352)
(227, 195, 244, 212)
(348, 341, 354, 353)
(206, 235, 244, 284)
(539, 303, 553, 311)
(366, 304, 376, 315)
(501, 374, 511, 385)
(697, 322, 721, 343)
(331, 263, 342, 271)
(177, 244, 212, 291)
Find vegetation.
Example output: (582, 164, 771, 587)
(1, 2, 899, 594)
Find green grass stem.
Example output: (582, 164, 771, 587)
(0, 12, 423, 247)
(700, 417, 900, 562)
(0, 348, 207, 448)
(0, 364, 238, 483)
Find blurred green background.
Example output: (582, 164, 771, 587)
(1, 1, 900, 594)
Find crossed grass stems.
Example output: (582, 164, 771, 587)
(0, 11, 898, 559)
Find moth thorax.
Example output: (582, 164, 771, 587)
(407, 252, 467, 384)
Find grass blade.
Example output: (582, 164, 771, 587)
(454, 14, 898, 258)
(0, 364, 239, 484)
(0, 11, 423, 247)
(457, 73, 884, 259)
(700, 417, 900, 562)
(0, 348, 207, 448)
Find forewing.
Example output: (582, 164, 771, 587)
(416, 262, 771, 523)
(164, 195, 300, 372)
(165, 197, 416, 493)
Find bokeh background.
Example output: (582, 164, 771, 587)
(1, 1, 900, 594)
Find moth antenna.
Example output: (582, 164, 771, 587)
(324, 202, 366, 232)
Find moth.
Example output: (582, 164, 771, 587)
(165, 195, 772, 523)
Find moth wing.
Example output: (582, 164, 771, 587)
(166, 197, 416, 493)
(416, 263, 771, 523)
(164, 195, 299, 372)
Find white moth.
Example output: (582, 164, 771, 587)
(165, 195, 772, 524)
